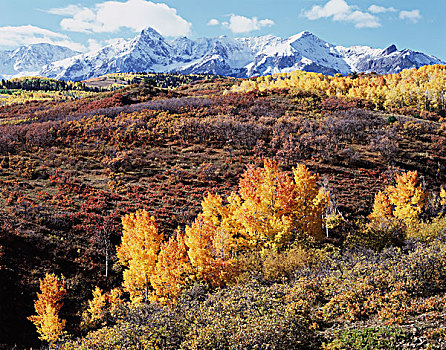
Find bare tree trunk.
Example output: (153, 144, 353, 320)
(105, 246, 109, 278)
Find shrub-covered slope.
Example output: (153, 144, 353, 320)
(0, 66, 445, 348)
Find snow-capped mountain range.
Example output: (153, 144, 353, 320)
(0, 44, 79, 80)
(1, 28, 444, 81)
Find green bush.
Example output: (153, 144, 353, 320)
(406, 215, 446, 241)
(235, 246, 314, 283)
(387, 115, 397, 124)
(345, 220, 405, 251)
(61, 282, 318, 350)
(322, 326, 407, 350)
(182, 283, 316, 350)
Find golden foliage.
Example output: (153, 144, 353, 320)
(369, 171, 426, 228)
(183, 160, 328, 286)
(82, 287, 107, 329)
(28, 273, 66, 343)
(232, 64, 446, 114)
(235, 160, 296, 249)
(115, 161, 328, 300)
(440, 187, 446, 207)
(82, 287, 124, 329)
(116, 210, 163, 303)
(387, 171, 426, 224)
(185, 212, 238, 288)
(368, 191, 393, 224)
(235, 160, 329, 249)
(292, 164, 330, 241)
(107, 288, 124, 313)
(151, 232, 193, 303)
(37, 306, 66, 344)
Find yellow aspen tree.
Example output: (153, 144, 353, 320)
(368, 191, 393, 223)
(369, 171, 426, 228)
(38, 306, 65, 344)
(107, 288, 124, 312)
(82, 287, 124, 329)
(200, 192, 242, 246)
(292, 164, 330, 241)
(151, 231, 193, 303)
(28, 273, 66, 343)
(235, 160, 296, 249)
(185, 216, 214, 276)
(116, 210, 163, 303)
(185, 213, 237, 287)
(185, 192, 241, 287)
(440, 187, 446, 207)
(235, 160, 329, 250)
(367, 189, 401, 236)
(82, 287, 107, 329)
(104, 287, 124, 320)
(386, 171, 426, 226)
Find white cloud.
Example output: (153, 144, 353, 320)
(47, 0, 192, 37)
(368, 5, 397, 14)
(207, 19, 220, 26)
(399, 9, 422, 23)
(226, 15, 274, 33)
(347, 11, 381, 28)
(303, 0, 380, 28)
(46, 4, 84, 16)
(0, 25, 86, 52)
(303, 0, 350, 20)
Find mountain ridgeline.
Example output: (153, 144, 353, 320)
(0, 27, 443, 81)
(0, 44, 79, 80)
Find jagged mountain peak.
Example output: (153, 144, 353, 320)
(2, 30, 444, 81)
(134, 27, 170, 49)
(382, 44, 398, 55)
(139, 27, 163, 39)
(172, 36, 192, 43)
(40, 27, 175, 80)
(288, 30, 319, 42)
(0, 43, 79, 79)
(8, 43, 79, 59)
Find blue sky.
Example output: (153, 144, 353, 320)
(1, 0, 445, 60)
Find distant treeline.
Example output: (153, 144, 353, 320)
(0, 73, 223, 93)
(233, 64, 446, 116)
(0, 77, 102, 92)
(104, 72, 223, 89)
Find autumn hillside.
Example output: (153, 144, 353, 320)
(0, 67, 446, 349)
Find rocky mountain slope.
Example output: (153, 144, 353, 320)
(2, 28, 443, 81)
(0, 43, 79, 79)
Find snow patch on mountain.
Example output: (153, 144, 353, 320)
(0, 43, 79, 80)
(41, 28, 175, 81)
(335, 44, 442, 74)
(1, 28, 444, 81)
